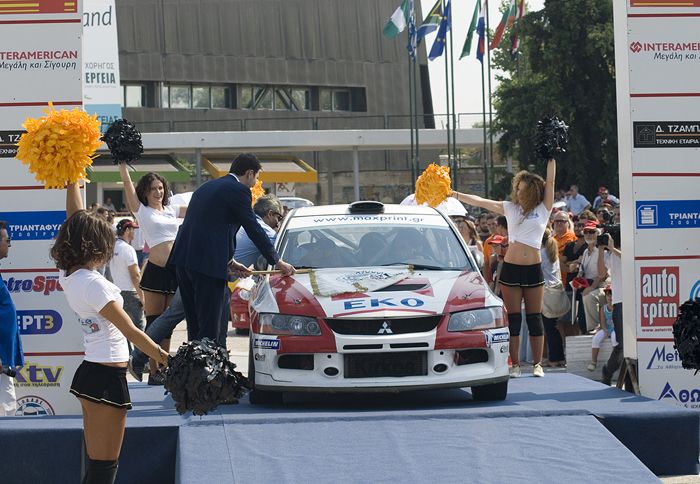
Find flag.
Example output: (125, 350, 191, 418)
(407, 0, 417, 61)
(383, 0, 411, 39)
(476, 0, 486, 63)
(510, 0, 525, 56)
(417, 0, 442, 42)
(428, 0, 451, 61)
(460, 0, 481, 60)
(489, 0, 517, 50)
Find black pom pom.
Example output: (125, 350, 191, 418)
(534, 116, 569, 160)
(673, 298, 700, 373)
(163, 338, 249, 415)
(101, 119, 143, 164)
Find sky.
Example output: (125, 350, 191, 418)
(418, 0, 545, 127)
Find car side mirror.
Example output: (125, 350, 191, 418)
(469, 247, 484, 271)
(254, 255, 268, 271)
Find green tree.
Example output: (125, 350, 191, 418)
(492, 0, 617, 197)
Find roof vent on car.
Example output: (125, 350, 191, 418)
(348, 201, 385, 214)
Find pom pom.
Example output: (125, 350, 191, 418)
(673, 298, 700, 373)
(415, 163, 451, 208)
(534, 116, 569, 160)
(164, 338, 249, 415)
(101, 119, 143, 164)
(251, 179, 264, 206)
(16, 103, 102, 188)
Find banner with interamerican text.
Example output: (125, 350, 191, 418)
(0, 1, 85, 415)
(614, 1, 700, 408)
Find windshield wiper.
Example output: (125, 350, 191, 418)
(378, 262, 451, 271)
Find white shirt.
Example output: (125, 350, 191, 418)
(503, 201, 551, 249)
(609, 252, 622, 304)
(131, 226, 145, 251)
(565, 194, 591, 216)
(579, 246, 611, 283)
(110, 238, 139, 291)
(135, 204, 181, 248)
(59, 269, 129, 363)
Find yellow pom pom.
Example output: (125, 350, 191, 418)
(251, 179, 264, 206)
(415, 163, 451, 207)
(16, 103, 102, 189)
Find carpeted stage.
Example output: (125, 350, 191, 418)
(0, 373, 697, 483)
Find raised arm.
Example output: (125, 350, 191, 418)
(119, 163, 141, 213)
(451, 191, 504, 215)
(66, 182, 84, 219)
(544, 158, 556, 211)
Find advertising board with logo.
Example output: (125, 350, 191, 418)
(82, 0, 122, 131)
(0, 3, 84, 415)
(614, 1, 700, 405)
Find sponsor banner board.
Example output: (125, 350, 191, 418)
(635, 259, 700, 337)
(638, 341, 700, 410)
(627, 17, 700, 95)
(0, 2, 84, 415)
(13, 355, 82, 416)
(635, 200, 700, 229)
(633, 121, 700, 148)
(82, 0, 122, 131)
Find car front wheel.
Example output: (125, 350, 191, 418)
(471, 380, 508, 401)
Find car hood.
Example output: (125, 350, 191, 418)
(249, 269, 501, 319)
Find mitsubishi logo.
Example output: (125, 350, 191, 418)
(377, 321, 393, 334)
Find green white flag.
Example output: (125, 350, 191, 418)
(460, 0, 481, 59)
(383, 0, 411, 39)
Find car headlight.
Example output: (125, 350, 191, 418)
(259, 314, 321, 336)
(447, 307, 503, 331)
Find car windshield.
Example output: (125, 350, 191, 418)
(278, 216, 473, 271)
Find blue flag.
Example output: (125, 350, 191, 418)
(417, 0, 442, 42)
(428, 0, 451, 61)
(476, 0, 485, 63)
(407, 0, 417, 61)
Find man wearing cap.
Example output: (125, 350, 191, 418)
(551, 211, 577, 279)
(592, 186, 620, 210)
(110, 219, 145, 334)
(488, 235, 508, 295)
(576, 221, 610, 333)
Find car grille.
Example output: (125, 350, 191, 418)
(344, 352, 428, 378)
(325, 315, 441, 335)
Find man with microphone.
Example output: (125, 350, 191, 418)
(0, 221, 24, 416)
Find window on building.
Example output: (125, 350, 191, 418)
(291, 88, 310, 111)
(239, 85, 253, 109)
(161, 85, 169, 108)
(169, 85, 191, 109)
(211, 86, 230, 108)
(124, 84, 145, 107)
(332, 90, 351, 112)
(253, 86, 273, 110)
(192, 86, 210, 109)
(319, 89, 332, 111)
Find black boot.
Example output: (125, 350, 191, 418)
(82, 458, 118, 484)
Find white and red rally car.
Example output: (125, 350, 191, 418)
(247, 201, 509, 403)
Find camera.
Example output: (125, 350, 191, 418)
(597, 224, 620, 249)
(0, 358, 16, 378)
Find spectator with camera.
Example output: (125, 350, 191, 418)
(598, 224, 626, 386)
(577, 221, 611, 334)
(0, 221, 24, 416)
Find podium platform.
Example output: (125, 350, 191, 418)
(0, 374, 696, 483)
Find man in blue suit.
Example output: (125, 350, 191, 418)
(168, 153, 295, 342)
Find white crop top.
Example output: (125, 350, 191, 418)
(59, 269, 129, 363)
(135, 204, 181, 248)
(502, 201, 551, 249)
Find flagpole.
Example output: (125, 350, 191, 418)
(413, 59, 420, 173)
(408, 50, 416, 186)
(481, 59, 488, 199)
(441, 0, 451, 169)
(485, 1, 495, 196)
(448, 6, 457, 190)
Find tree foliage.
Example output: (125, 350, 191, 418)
(492, 0, 617, 196)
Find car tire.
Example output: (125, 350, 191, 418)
(247, 338, 283, 405)
(471, 380, 508, 401)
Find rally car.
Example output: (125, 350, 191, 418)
(246, 201, 509, 403)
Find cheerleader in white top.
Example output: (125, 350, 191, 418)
(52, 182, 169, 484)
(452, 159, 556, 379)
(119, 163, 186, 383)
